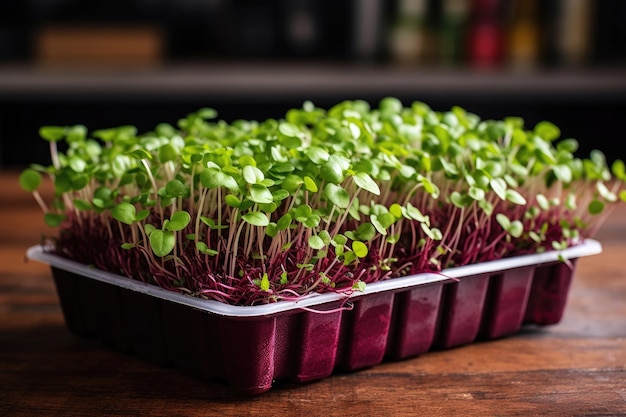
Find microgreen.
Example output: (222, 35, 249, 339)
(22, 98, 625, 305)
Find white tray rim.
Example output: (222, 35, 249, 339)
(26, 239, 602, 317)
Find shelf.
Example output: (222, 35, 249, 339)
(0, 63, 625, 101)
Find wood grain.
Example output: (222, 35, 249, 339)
(1, 170, 625, 417)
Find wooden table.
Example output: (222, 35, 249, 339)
(1, 170, 625, 416)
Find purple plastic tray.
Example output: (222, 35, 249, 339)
(27, 239, 602, 394)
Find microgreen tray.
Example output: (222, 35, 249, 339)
(27, 239, 601, 394)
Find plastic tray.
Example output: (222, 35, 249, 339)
(27, 239, 602, 394)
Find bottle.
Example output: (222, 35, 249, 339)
(506, 0, 540, 70)
(352, 0, 384, 62)
(555, 0, 593, 67)
(388, 0, 429, 66)
(466, 0, 504, 69)
(440, 0, 469, 66)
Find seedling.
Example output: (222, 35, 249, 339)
(21, 99, 625, 305)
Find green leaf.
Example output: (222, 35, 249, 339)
(149, 230, 176, 257)
(468, 186, 485, 201)
(479, 199, 494, 216)
(196, 242, 218, 256)
(44, 213, 65, 227)
(277, 213, 292, 230)
(320, 158, 344, 184)
(590, 149, 607, 167)
(200, 216, 215, 227)
(324, 183, 350, 209)
(536, 194, 550, 210)
(66, 124, 87, 142)
(243, 165, 264, 184)
(136, 209, 150, 221)
(197, 107, 218, 119)
(553, 165, 572, 183)
(73, 199, 91, 211)
(352, 280, 367, 292)
(348, 122, 361, 139)
(69, 173, 88, 191)
(165, 179, 187, 198)
(158, 143, 178, 163)
(557, 138, 579, 153)
(386, 234, 400, 244)
(249, 184, 274, 204)
(281, 174, 303, 194)
(272, 189, 290, 201)
(389, 203, 403, 219)
(380, 96, 403, 113)
(421, 223, 442, 240)
(510, 161, 528, 177)
(343, 250, 358, 266)
(265, 223, 278, 237)
(305, 146, 330, 164)
(308, 235, 325, 250)
(68, 156, 86, 173)
(332, 234, 347, 248)
(405, 203, 427, 222)
(258, 201, 277, 214)
(505, 189, 527, 205)
(144, 224, 156, 236)
(242, 211, 269, 227)
(509, 220, 523, 238)
(352, 241, 368, 258)
(19, 169, 42, 192)
(303, 176, 318, 193)
(472, 169, 490, 188)
(353, 172, 380, 195)
(111, 202, 137, 225)
(295, 204, 313, 222)
(496, 213, 511, 230)
(420, 177, 440, 198)
(200, 168, 239, 191)
(533, 137, 557, 164)
(450, 191, 467, 208)
(596, 181, 617, 202)
(378, 212, 396, 229)
(565, 193, 577, 210)
(114, 126, 137, 142)
(224, 194, 241, 208)
(611, 159, 626, 180)
(588, 199, 604, 215)
(303, 215, 321, 228)
(260, 273, 271, 291)
(344, 231, 357, 241)
(165, 211, 191, 231)
(529, 231, 542, 243)
(319, 230, 331, 245)
(490, 178, 507, 200)
(438, 157, 459, 176)
(278, 122, 299, 137)
(356, 222, 376, 241)
(371, 214, 387, 235)
(39, 126, 66, 142)
(534, 120, 561, 141)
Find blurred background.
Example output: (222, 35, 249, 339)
(0, 0, 625, 166)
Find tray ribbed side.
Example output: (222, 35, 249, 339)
(50, 259, 577, 394)
(524, 260, 577, 325)
(385, 283, 443, 359)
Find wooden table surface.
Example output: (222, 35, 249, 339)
(1, 169, 625, 416)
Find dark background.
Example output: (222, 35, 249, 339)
(1, 0, 625, 167)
